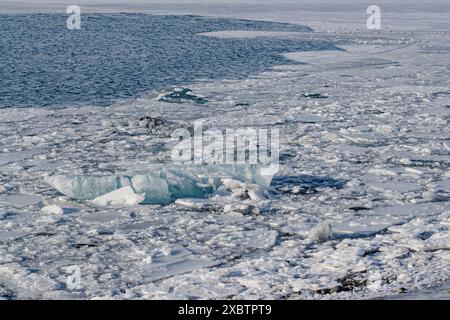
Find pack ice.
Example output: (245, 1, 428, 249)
(45, 164, 274, 205)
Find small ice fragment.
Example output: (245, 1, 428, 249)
(160, 246, 172, 257)
(308, 222, 333, 243)
(303, 93, 328, 99)
(142, 248, 215, 282)
(128, 119, 138, 127)
(367, 271, 384, 291)
(224, 203, 260, 215)
(157, 87, 207, 105)
(404, 168, 423, 176)
(239, 229, 278, 250)
(222, 178, 269, 201)
(290, 278, 340, 293)
(175, 198, 217, 210)
(368, 168, 397, 176)
(100, 119, 113, 128)
(247, 186, 269, 201)
(89, 186, 146, 207)
(41, 205, 64, 215)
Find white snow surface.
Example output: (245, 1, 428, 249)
(0, 1, 449, 299)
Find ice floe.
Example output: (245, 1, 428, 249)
(45, 164, 272, 205)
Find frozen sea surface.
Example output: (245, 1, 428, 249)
(0, 13, 335, 108)
(0, 6, 449, 300)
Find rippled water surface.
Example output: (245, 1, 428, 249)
(0, 13, 336, 108)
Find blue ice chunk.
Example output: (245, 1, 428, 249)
(45, 164, 274, 205)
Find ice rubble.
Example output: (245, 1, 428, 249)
(45, 164, 274, 205)
(89, 187, 146, 207)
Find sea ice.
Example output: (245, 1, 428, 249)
(0, 231, 28, 243)
(40, 205, 64, 215)
(45, 164, 273, 205)
(141, 245, 216, 281)
(89, 186, 146, 207)
(308, 221, 333, 243)
(2, 3, 450, 300)
(0, 149, 43, 167)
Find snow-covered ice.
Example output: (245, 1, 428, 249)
(40, 205, 64, 215)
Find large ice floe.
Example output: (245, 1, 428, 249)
(45, 164, 273, 206)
